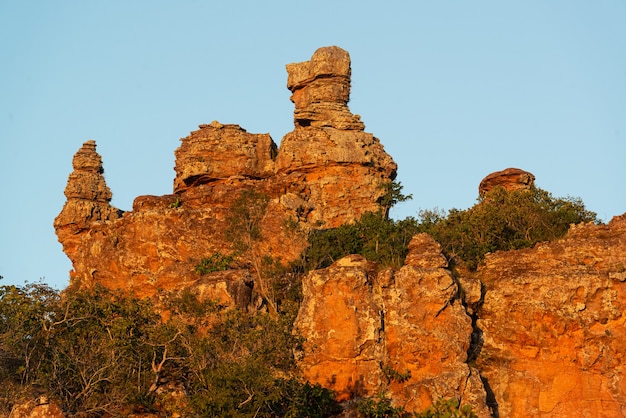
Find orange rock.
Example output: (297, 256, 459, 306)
(53, 140, 121, 268)
(475, 214, 626, 417)
(478, 167, 535, 196)
(9, 397, 65, 418)
(294, 236, 491, 416)
(54, 46, 397, 304)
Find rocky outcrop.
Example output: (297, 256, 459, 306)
(173, 121, 277, 193)
(478, 167, 535, 196)
(294, 234, 491, 416)
(286, 46, 363, 130)
(9, 397, 65, 418)
(53, 141, 121, 258)
(54, 46, 397, 300)
(475, 214, 626, 417)
(53, 45, 626, 417)
(276, 46, 396, 228)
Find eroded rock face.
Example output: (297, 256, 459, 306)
(475, 214, 626, 417)
(9, 397, 65, 418)
(54, 46, 397, 301)
(294, 234, 491, 416)
(478, 167, 535, 196)
(277, 46, 397, 228)
(53, 141, 121, 259)
(173, 121, 277, 193)
(286, 46, 363, 130)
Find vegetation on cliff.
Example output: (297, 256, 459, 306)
(0, 281, 478, 417)
(306, 185, 598, 272)
(1, 183, 598, 416)
(417, 186, 598, 269)
(0, 283, 339, 416)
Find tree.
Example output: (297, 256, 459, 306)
(378, 181, 413, 217)
(225, 189, 281, 316)
(0, 283, 339, 416)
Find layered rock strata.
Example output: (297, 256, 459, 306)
(54, 141, 121, 257)
(478, 167, 535, 196)
(54, 46, 397, 300)
(286, 46, 364, 130)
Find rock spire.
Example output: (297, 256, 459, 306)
(54, 141, 120, 254)
(286, 46, 364, 130)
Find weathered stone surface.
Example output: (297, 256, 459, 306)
(294, 234, 491, 416)
(54, 46, 396, 302)
(173, 121, 277, 193)
(275, 127, 396, 228)
(286, 46, 364, 130)
(53, 141, 121, 261)
(52, 45, 626, 416)
(478, 167, 535, 196)
(475, 214, 626, 417)
(9, 397, 65, 418)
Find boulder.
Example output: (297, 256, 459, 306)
(478, 167, 535, 196)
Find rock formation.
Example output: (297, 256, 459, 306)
(294, 235, 491, 416)
(54, 140, 121, 257)
(173, 121, 276, 194)
(478, 167, 535, 196)
(475, 214, 626, 417)
(286, 46, 364, 130)
(53, 46, 626, 417)
(55, 46, 396, 300)
(9, 397, 65, 418)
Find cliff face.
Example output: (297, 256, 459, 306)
(475, 214, 626, 417)
(292, 210, 626, 417)
(294, 235, 491, 416)
(54, 46, 626, 417)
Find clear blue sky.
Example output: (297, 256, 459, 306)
(1, 1, 625, 289)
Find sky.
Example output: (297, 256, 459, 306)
(1, 1, 625, 289)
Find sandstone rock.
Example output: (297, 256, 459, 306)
(286, 46, 364, 130)
(478, 167, 535, 196)
(294, 235, 491, 416)
(475, 214, 626, 417)
(55, 46, 396, 304)
(9, 397, 65, 418)
(277, 46, 397, 228)
(173, 121, 277, 193)
(53, 141, 121, 262)
(275, 128, 396, 228)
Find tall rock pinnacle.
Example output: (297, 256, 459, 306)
(286, 45, 364, 130)
(54, 140, 120, 256)
(276, 46, 397, 227)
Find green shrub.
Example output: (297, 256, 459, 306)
(305, 212, 419, 271)
(194, 252, 235, 275)
(378, 181, 413, 216)
(0, 283, 161, 414)
(355, 394, 410, 418)
(414, 397, 478, 418)
(0, 283, 340, 416)
(418, 186, 598, 270)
